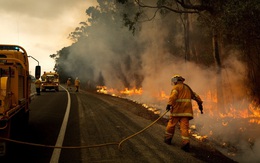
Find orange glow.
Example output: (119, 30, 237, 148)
(191, 133, 208, 141)
(96, 86, 108, 94)
(119, 88, 143, 96)
(157, 91, 169, 100)
(198, 90, 260, 124)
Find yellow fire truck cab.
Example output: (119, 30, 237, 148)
(0, 44, 41, 156)
(41, 71, 59, 92)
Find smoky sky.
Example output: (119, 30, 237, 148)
(0, 0, 89, 19)
(0, 0, 97, 74)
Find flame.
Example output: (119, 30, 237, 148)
(157, 91, 169, 100)
(198, 90, 260, 124)
(96, 86, 108, 94)
(120, 88, 143, 95)
(191, 133, 208, 141)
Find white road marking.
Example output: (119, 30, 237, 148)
(50, 85, 71, 163)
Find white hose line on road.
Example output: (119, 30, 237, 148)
(50, 85, 71, 163)
(118, 110, 169, 149)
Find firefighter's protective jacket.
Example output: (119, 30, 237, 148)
(67, 79, 71, 86)
(35, 79, 42, 88)
(168, 83, 201, 120)
(74, 79, 80, 86)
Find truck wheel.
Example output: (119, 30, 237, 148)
(0, 141, 7, 158)
(22, 111, 29, 127)
(0, 121, 11, 157)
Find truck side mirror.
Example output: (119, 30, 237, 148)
(35, 65, 41, 79)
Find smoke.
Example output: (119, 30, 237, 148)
(60, 3, 259, 162)
(64, 25, 143, 90)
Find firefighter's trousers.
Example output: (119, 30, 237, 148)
(165, 117, 190, 145)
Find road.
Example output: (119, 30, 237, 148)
(0, 86, 237, 163)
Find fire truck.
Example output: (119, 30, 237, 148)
(0, 44, 41, 156)
(41, 71, 59, 92)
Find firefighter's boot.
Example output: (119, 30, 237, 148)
(164, 137, 172, 145)
(181, 143, 190, 152)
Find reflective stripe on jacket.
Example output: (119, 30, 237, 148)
(168, 83, 193, 119)
(35, 79, 41, 88)
(75, 79, 80, 86)
(67, 80, 71, 86)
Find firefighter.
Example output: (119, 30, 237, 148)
(41, 71, 46, 81)
(35, 77, 42, 95)
(46, 76, 50, 82)
(164, 75, 203, 152)
(66, 78, 71, 90)
(74, 77, 80, 92)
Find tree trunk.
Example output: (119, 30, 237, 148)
(212, 30, 224, 112)
(184, 13, 190, 61)
(244, 40, 260, 105)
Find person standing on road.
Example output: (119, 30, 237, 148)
(74, 77, 80, 92)
(35, 77, 42, 95)
(66, 78, 71, 90)
(164, 75, 203, 152)
(41, 71, 46, 81)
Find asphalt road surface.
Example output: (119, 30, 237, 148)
(0, 86, 237, 163)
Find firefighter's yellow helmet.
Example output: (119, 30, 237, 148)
(171, 75, 185, 85)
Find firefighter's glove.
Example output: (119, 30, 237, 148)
(166, 105, 172, 111)
(198, 103, 203, 114)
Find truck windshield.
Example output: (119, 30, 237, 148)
(44, 75, 59, 82)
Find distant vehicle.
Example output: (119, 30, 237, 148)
(0, 44, 41, 156)
(41, 71, 59, 92)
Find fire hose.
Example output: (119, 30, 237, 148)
(118, 110, 169, 149)
(0, 110, 169, 150)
